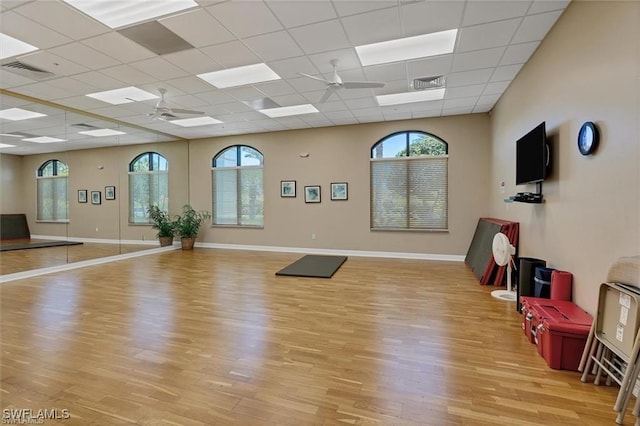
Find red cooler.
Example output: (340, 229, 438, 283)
(520, 297, 578, 345)
(535, 301, 593, 371)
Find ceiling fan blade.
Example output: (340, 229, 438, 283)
(171, 108, 205, 115)
(299, 72, 333, 84)
(319, 86, 337, 103)
(342, 81, 386, 89)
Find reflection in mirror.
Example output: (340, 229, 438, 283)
(0, 92, 185, 276)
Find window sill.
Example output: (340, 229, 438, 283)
(371, 228, 449, 233)
(35, 220, 70, 224)
(211, 225, 264, 230)
(128, 223, 152, 226)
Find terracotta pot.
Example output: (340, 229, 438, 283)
(181, 237, 196, 250)
(159, 236, 174, 247)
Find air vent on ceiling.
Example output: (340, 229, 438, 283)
(2, 61, 55, 81)
(412, 75, 445, 90)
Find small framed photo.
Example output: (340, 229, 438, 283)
(304, 185, 321, 203)
(281, 180, 296, 198)
(105, 186, 116, 200)
(91, 191, 101, 205)
(331, 182, 348, 201)
(78, 189, 88, 203)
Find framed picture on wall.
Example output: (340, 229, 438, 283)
(105, 186, 116, 200)
(304, 185, 321, 203)
(78, 189, 88, 203)
(91, 191, 101, 205)
(281, 180, 296, 197)
(331, 182, 348, 201)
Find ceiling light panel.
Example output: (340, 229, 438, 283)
(376, 88, 446, 106)
(22, 136, 66, 143)
(78, 129, 126, 137)
(62, 0, 198, 29)
(86, 87, 158, 105)
(355, 29, 458, 66)
(0, 108, 47, 121)
(169, 117, 222, 127)
(197, 63, 281, 89)
(258, 104, 319, 118)
(0, 33, 39, 60)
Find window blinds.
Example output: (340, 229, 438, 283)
(37, 176, 68, 221)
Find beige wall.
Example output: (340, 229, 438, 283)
(489, 1, 640, 312)
(0, 154, 24, 214)
(190, 114, 491, 255)
(20, 140, 188, 241)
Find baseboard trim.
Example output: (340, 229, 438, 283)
(0, 246, 177, 284)
(194, 242, 465, 262)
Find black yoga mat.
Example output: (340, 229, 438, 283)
(275, 255, 347, 278)
(0, 241, 83, 252)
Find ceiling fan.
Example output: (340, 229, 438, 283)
(299, 59, 386, 103)
(148, 88, 204, 120)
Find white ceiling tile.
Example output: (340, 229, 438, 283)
(309, 49, 361, 73)
(363, 63, 407, 83)
(268, 56, 320, 79)
(99, 65, 156, 86)
(0, 70, 36, 88)
(50, 43, 120, 70)
(410, 100, 444, 112)
(528, 1, 570, 15)
(163, 49, 223, 75)
(345, 97, 378, 110)
(206, 1, 282, 38)
(330, 117, 358, 126)
(11, 82, 73, 100)
(350, 107, 382, 117)
(216, 101, 254, 114)
(265, 0, 336, 28)
(0, 11, 72, 49)
(490, 64, 523, 82)
(196, 90, 235, 105)
(443, 96, 477, 109)
(224, 86, 270, 102)
(130, 57, 190, 81)
(316, 100, 348, 113)
(82, 33, 156, 64)
(462, 1, 531, 26)
(483, 81, 510, 95)
(159, 8, 234, 48)
(72, 71, 131, 90)
(447, 68, 493, 87)
(14, 1, 108, 40)
(54, 95, 106, 110)
(407, 55, 453, 79)
(337, 88, 371, 101)
(332, 1, 396, 17)
(324, 110, 355, 121)
(478, 93, 502, 105)
(373, 79, 409, 96)
(271, 93, 308, 106)
(244, 31, 304, 62)
(382, 110, 412, 120)
(499, 41, 540, 66)
(289, 20, 350, 55)
(254, 80, 296, 97)
(341, 8, 401, 45)
(200, 41, 261, 68)
(45, 76, 101, 97)
(400, 1, 465, 37)
(444, 84, 485, 99)
(452, 47, 505, 72)
(18, 50, 90, 76)
(441, 105, 473, 116)
(165, 76, 218, 95)
(511, 10, 564, 44)
(457, 18, 521, 53)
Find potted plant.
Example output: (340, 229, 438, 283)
(175, 204, 211, 250)
(146, 205, 176, 247)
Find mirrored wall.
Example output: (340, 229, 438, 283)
(0, 91, 188, 275)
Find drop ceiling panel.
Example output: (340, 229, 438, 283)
(160, 8, 234, 47)
(332, 1, 396, 17)
(445, 84, 486, 99)
(452, 47, 506, 72)
(243, 31, 304, 62)
(14, 1, 108, 40)
(99, 65, 156, 86)
(50, 43, 121, 70)
(462, 1, 531, 26)
(265, 0, 336, 28)
(528, 0, 570, 15)
(18, 50, 90, 77)
(446, 68, 493, 87)
(130, 57, 190, 81)
(499, 41, 540, 66)
(165, 76, 218, 95)
(400, 1, 465, 36)
(253, 80, 297, 97)
(289, 20, 351, 55)
(82, 33, 156, 64)
(407, 55, 453, 79)
(200, 41, 260, 68)
(511, 10, 564, 44)
(483, 81, 511, 95)
(363, 63, 407, 83)
(490, 64, 523, 82)
(207, 1, 282, 38)
(0, 11, 72, 49)
(308, 49, 361, 73)
(71, 71, 130, 91)
(341, 8, 402, 45)
(457, 18, 522, 53)
(163, 49, 223, 75)
(0, 70, 37, 88)
(267, 56, 320, 79)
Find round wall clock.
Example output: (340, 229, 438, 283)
(578, 121, 599, 155)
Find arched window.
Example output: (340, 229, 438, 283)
(37, 159, 69, 222)
(128, 152, 168, 223)
(212, 145, 264, 227)
(370, 131, 448, 230)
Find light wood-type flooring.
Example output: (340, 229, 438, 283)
(0, 249, 628, 425)
(0, 240, 153, 275)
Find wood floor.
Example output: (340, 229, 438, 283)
(0, 249, 627, 425)
(0, 240, 153, 275)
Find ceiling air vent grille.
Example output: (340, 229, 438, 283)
(2, 61, 55, 80)
(412, 75, 445, 90)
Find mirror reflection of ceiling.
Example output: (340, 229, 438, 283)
(0, 0, 570, 155)
(0, 93, 178, 155)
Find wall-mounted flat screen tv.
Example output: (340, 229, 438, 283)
(516, 122, 548, 185)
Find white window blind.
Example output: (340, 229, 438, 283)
(371, 156, 448, 230)
(128, 171, 168, 223)
(37, 176, 68, 221)
(212, 166, 263, 226)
